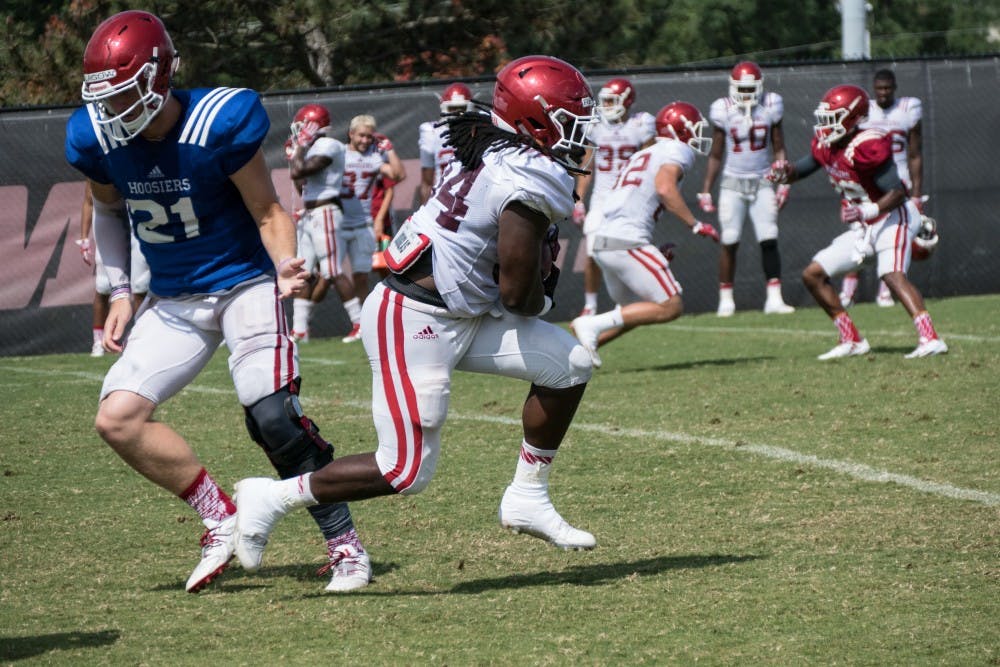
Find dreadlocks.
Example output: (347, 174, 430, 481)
(440, 112, 535, 171)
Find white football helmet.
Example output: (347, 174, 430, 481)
(729, 61, 763, 112)
(911, 214, 939, 261)
(597, 78, 635, 122)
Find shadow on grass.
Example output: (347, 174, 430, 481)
(618, 356, 776, 373)
(448, 553, 761, 593)
(153, 560, 402, 593)
(0, 629, 119, 661)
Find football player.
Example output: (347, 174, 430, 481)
(769, 84, 947, 360)
(840, 69, 926, 308)
(234, 56, 601, 569)
(64, 10, 371, 593)
(573, 78, 657, 317)
(336, 114, 406, 342)
(418, 82, 476, 205)
(286, 103, 344, 344)
(570, 102, 720, 368)
(699, 61, 795, 317)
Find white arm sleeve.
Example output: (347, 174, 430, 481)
(92, 198, 132, 301)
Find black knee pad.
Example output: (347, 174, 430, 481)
(759, 239, 781, 280)
(244, 385, 333, 478)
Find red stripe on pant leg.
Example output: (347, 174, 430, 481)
(893, 208, 908, 272)
(377, 289, 423, 489)
(390, 290, 424, 491)
(630, 247, 680, 296)
(324, 209, 339, 278)
(271, 284, 284, 391)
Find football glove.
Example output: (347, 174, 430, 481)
(544, 223, 561, 264)
(775, 184, 791, 210)
(572, 201, 586, 226)
(767, 159, 792, 184)
(841, 202, 879, 224)
(697, 192, 716, 213)
(374, 133, 393, 153)
(296, 120, 321, 148)
(692, 221, 720, 243)
(75, 238, 93, 266)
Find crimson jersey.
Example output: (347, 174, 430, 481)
(811, 129, 896, 208)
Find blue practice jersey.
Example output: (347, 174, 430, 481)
(65, 88, 273, 296)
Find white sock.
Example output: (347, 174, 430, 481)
(92, 327, 103, 344)
(343, 297, 362, 324)
(719, 285, 734, 303)
(766, 280, 783, 300)
(584, 292, 598, 311)
(292, 298, 312, 333)
(589, 304, 624, 333)
(512, 441, 557, 492)
(275, 473, 318, 508)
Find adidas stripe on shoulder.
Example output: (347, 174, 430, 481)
(179, 88, 249, 148)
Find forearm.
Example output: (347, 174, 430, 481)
(92, 198, 132, 300)
(257, 203, 298, 266)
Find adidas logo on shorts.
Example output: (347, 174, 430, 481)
(413, 326, 438, 340)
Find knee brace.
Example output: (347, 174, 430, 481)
(244, 383, 332, 478)
(760, 239, 782, 280)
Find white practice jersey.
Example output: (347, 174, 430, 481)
(709, 92, 783, 178)
(418, 120, 455, 187)
(587, 112, 656, 203)
(599, 139, 696, 245)
(859, 97, 921, 186)
(407, 146, 575, 318)
(341, 146, 389, 229)
(300, 136, 346, 203)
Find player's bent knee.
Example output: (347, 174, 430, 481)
(244, 385, 332, 476)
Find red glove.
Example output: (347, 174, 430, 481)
(692, 221, 720, 243)
(572, 201, 586, 226)
(841, 202, 879, 224)
(284, 138, 295, 160)
(697, 192, 716, 212)
(75, 238, 93, 266)
(767, 159, 792, 184)
(374, 133, 393, 153)
(775, 184, 790, 210)
(296, 120, 320, 148)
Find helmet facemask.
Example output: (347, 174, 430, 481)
(662, 115, 712, 155)
(729, 79, 762, 114)
(597, 86, 630, 122)
(537, 94, 599, 170)
(813, 106, 851, 146)
(82, 49, 177, 143)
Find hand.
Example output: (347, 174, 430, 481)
(658, 242, 676, 262)
(75, 238, 93, 266)
(697, 192, 716, 213)
(296, 120, 320, 148)
(692, 221, 720, 243)
(103, 298, 134, 354)
(767, 159, 792, 184)
(775, 184, 791, 210)
(374, 133, 393, 153)
(275, 257, 310, 299)
(284, 138, 295, 161)
(840, 202, 879, 224)
(572, 201, 586, 226)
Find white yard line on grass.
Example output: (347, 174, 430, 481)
(5, 364, 997, 507)
(668, 323, 1000, 344)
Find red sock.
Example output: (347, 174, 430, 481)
(913, 311, 939, 341)
(833, 312, 862, 343)
(180, 468, 236, 525)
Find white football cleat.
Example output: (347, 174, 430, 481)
(185, 514, 236, 593)
(838, 292, 854, 309)
(570, 316, 602, 368)
(233, 478, 292, 572)
(716, 300, 736, 317)
(498, 485, 596, 550)
(341, 323, 361, 343)
(817, 338, 871, 360)
(290, 329, 310, 343)
(763, 299, 795, 315)
(321, 544, 372, 592)
(904, 337, 948, 359)
(90, 341, 105, 357)
(876, 293, 895, 308)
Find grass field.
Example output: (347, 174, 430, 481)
(1, 295, 998, 665)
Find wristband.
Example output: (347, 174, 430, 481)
(276, 257, 295, 273)
(109, 284, 131, 302)
(859, 202, 880, 221)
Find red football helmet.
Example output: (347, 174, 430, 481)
(290, 104, 331, 138)
(81, 10, 179, 142)
(440, 83, 474, 115)
(492, 55, 599, 169)
(813, 84, 869, 146)
(597, 78, 635, 122)
(729, 61, 763, 110)
(911, 214, 939, 261)
(655, 102, 712, 155)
